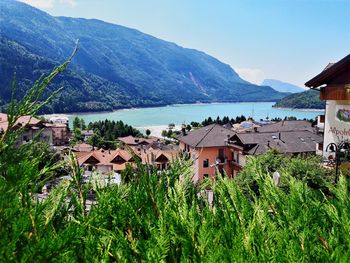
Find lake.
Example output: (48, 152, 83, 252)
(65, 102, 324, 137)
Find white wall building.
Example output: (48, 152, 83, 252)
(305, 54, 350, 158)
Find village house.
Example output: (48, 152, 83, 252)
(72, 143, 94, 152)
(81, 130, 94, 142)
(305, 54, 350, 157)
(47, 115, 70, 146)
(118, 135, 159, 147)
(138, 145, 179, 170)
(177, 124, 236, 182)
(44, 123, 69, 146)
(118, 135, 179, 170)
(74, 135, 179, 174)
(0, 113, 53, 146)
(177, 121, 323, 181)
(76, 148, 135, 174)
(228, 130, 323, 173)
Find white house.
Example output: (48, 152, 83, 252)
(305, 54, 350, 157)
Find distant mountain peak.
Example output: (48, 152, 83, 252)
(261, 79, 304, 93)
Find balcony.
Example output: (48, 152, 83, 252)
(215, 157, 227, 165)
(231, 159, 242, 167)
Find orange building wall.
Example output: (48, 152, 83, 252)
(179, 141, 233, 182)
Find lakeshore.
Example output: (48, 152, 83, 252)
(44, 102, 324, 135)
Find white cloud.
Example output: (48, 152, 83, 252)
(59, 0, 77, 7)
(235, 68, 265, 85)
(19, 0, 55, 8)
(19, 0, 77, 9)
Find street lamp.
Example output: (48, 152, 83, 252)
(326, 141, 350, 183)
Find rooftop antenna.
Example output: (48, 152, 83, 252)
(252, 104, 255, 120)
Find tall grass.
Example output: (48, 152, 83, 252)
(1, 146, 350, 262)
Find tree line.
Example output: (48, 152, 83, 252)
(72, 117, 142, 149)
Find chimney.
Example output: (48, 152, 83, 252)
(278, 132, 281, 140)
(181, 127, 186, 136)
(254, 127, 258, 133)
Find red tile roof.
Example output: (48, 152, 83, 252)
(76, 148, 135, 171)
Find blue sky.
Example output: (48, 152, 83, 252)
(20, 0, 350, 87)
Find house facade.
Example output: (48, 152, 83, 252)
(305, 54, 350, 157)
(0, 114, 53, 146)
(178, 122, 322, 181)
(119, 135, 178, 170)
(177, 124, 240, 182)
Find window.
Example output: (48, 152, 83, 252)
(203, 174, 209, 178)
(218, 148, 224, 159)
(203, 159, 209, 168)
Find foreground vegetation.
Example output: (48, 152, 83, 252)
(2, 137, 350, 262)
(2, 47, 350, 262)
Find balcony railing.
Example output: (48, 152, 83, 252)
(231, 159, 242, 167)
(216, 157, 227, 164)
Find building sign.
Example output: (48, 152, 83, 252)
(336, 105, 350, 123)
(329, 126, 350, 137)
(326, 103, 350, 145)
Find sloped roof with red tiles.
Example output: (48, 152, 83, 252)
(76, 148, 136, 171)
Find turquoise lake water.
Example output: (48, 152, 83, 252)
(69, 102, 324, 129)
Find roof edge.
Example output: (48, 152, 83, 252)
(305, 54, 350, 88)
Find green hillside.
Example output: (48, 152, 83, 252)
(0, 0, 287, 113)
(273, 89, 325, 109)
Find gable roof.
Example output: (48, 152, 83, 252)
(118, 135, 158, 146)
(76, 148, 135, 171)
(232, 130, 322, 155)
(305, 54, 350, 88)
(257, 120, 314, 133)
(0, 114, 42, 131)
(72, 143, 93, 152)
(177, 124, 235, 148)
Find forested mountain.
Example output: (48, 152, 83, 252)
(273, 89, 325, 109)
(261, 79, 304, 93)
(0, 0, 287, 113)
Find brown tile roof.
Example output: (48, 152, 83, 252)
(257, 120, 314, 133)
(233, 130, 323, 155)
(0, 114, 42, 131)
(76, 148, 135, 171)
(138, 147, 179, 164)
(305, 54, 350, 88)
(177, 124, 235, 148)
(118, 135, 158, 146)
(17, 116, 41, 126)
(73, 143, 93, 152)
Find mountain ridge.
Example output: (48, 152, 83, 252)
(261, 79, 304, 93)
(0, 0, 288, 113)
